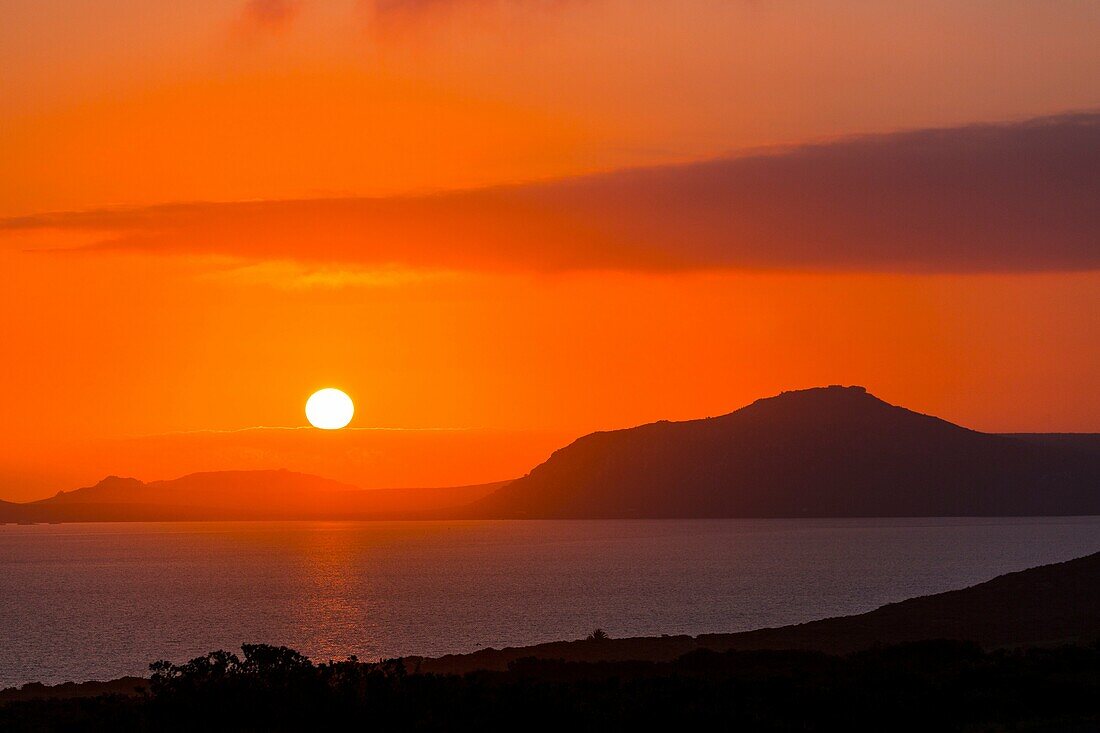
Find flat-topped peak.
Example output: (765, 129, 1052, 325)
(736, 384, 887, 417)
(775, 384, 869, 398)
(94, 475, 143, 487)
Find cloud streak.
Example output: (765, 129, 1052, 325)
(368, 0, 580, 18)
(237, 0, 301, 32)
(6, 112, 1099, 274)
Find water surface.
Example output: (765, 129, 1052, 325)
(2, 517, 1099, 687)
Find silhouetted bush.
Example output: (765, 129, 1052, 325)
(2, 640, 1099, 731)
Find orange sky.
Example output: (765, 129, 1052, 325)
(2, 0, 1099, 500)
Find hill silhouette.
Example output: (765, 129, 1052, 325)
(4, 386, 1098, 522)
(466, 386, 1100, 518)
(412, 550, 1100, 674)
(0, 470, 503, 523)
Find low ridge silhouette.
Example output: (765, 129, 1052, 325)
(412, 550, 1100, 673)
(0, 470, 503, 523)
(466, 386, 1100, 517)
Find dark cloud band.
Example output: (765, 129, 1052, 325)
(5, 112, 1099, 273)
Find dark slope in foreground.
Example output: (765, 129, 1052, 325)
(415, 550, 1100, 673)
(467, 386, 1100, 518)
(5, 645, 1099, 732)
(707, 550, 1100, 653)
(0, 470, 505, 523)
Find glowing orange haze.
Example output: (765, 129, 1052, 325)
(1, 0, 1098, 500)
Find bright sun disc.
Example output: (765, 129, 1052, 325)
(305, 388, 354, 430)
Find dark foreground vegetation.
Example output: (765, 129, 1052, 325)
(3, 640, 1099, 732)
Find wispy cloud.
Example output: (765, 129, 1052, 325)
(237, 0, 302, 33)
(236, 0, 575, 33)
(6, 112, 1099, 274)
(367, 0, 581, 18)
(200, 260, 453, 289)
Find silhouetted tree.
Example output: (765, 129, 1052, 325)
(6, 640, 1098, 731)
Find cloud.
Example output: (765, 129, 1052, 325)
(361, 0, 588, 32)
(368, 0, 578, 16)
(201, 260, 451, 289)
(231, 0, 585, 33)
(238, 0, 301, 32)
(6, 112, 1099, 274)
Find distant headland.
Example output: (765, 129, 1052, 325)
(3, 386, 1098, 522)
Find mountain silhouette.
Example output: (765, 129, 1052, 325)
(466, 386, 1100, 518)
(4, 386, 1098, 522)
(0, 470, 503, 523)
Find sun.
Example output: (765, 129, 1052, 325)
(305, 388, 354, 430)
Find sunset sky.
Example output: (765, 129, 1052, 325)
(2, 0, 1098, 500)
